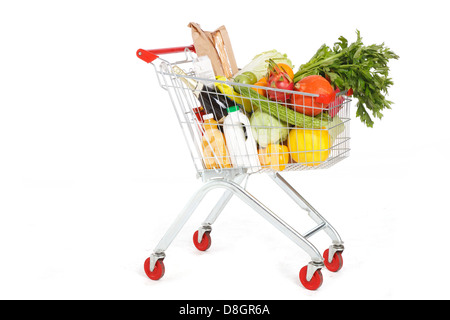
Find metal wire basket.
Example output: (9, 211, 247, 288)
(138, 47, 350, 181)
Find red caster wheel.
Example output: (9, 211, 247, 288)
(193, 230, 211, 251)
(299, 265, 323, 291)
(144, 258, 165, 280)
(323, 249, 343, 272)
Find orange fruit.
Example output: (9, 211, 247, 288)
(258, 144, 290, 171)
(252, 77, 268, 97)
(277, 63, 294, 81)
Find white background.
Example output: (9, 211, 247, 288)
(1, 0, 449, 300)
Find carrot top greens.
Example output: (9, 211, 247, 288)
(294, 31, 399, 127)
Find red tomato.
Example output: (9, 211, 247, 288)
(291, 75, 335, 116)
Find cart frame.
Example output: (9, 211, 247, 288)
(137, 45, 347, 290)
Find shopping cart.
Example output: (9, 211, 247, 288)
(136, 44, 350, 290)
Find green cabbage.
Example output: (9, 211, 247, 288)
(234, 50, 293, 81)
(250, 111, 289, 148)
(326, 115, 345, 146)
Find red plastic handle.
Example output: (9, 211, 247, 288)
(136, 45, 196, 63)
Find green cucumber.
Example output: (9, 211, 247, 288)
(235, 86, 329, 129)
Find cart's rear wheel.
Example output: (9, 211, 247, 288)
(299, 265, 323, 290)
(144, 258, 165, 280)
(323, 249, 343, 272)
(193, 230, 211, 251)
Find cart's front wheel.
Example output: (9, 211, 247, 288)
(299, 265, 323, 290)
(193, 230, 211, 251)
(144, 258, 165, 281)
(323, 249, 343, 272)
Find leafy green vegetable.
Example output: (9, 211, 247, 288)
(250, 111, 289, 147)
(294, 30, 399, 127)
(234, 50, 293, 81)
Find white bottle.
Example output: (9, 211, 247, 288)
(223, 106, 261, 172)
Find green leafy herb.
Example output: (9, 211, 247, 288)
(293, 30, 399, 127)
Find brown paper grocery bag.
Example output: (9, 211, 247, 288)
(188, 22, 238, 79)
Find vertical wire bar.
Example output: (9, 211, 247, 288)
(161, 64, 203, 174)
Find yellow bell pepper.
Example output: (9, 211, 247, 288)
(288, 129, 330, 166)
(214, 76, 254, 113)
(258, 144, 290, 171)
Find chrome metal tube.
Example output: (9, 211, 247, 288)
(270, 172, 344, 246)
(153, 178, 323, 262)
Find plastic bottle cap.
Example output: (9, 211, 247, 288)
(202, 113, 214, 121)
(227, 106, 239, 113)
